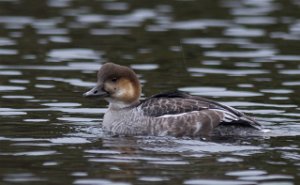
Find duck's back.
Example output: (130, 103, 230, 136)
(137, 91, 261, 136)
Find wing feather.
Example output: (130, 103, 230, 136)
(138, 91, 261, 130)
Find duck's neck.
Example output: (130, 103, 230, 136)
(106, 98, 140, 110)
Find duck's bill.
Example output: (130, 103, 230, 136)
(83, 85, 108, 98)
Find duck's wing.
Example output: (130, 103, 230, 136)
(139, 93, 209, 117)
(138, 91, 261, 130)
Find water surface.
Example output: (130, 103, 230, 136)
(0, 0, 300, 184)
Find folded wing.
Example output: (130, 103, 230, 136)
(139, 91, 261, 131)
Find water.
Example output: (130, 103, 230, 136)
(0, 0, 300, 184)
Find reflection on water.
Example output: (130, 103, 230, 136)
(0, 0, 300, 184)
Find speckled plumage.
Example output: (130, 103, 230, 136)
(84, 63, 262, 137)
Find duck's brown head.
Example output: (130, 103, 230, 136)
(83, 63, 141, 108)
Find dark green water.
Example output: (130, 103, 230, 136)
(0, 0, 300, 184)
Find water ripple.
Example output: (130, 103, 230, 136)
(170, 19, 232, 30)
(234, 16, 277, 25)
(14, 150, 57, 156)
(74, 179, 130, 185)
(0, 49, 18, 55)
(0, 85, 25, 91)
(0, 37, 16, 46)
(260, 89, 294, 94)
(47, 49, 102, 61)
(0, 70, 22, 75)
(3, 173, 46, 183)
(188, 67, 268, 75)
(224, 27, 265, 37)
(183, 37, 251, 47)
(184, 179, 254, 185)
(204, 49, 276, 58)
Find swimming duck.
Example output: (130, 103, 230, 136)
(84, 63, 261, 137)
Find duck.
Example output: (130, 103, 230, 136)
(83, 62, 262, 137)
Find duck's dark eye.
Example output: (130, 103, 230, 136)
(111, 77, 118, 82)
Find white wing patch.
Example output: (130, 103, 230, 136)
(193, 121, 203, 135)
(157, 111, 199, 118)
(213, 109, 239, 122)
